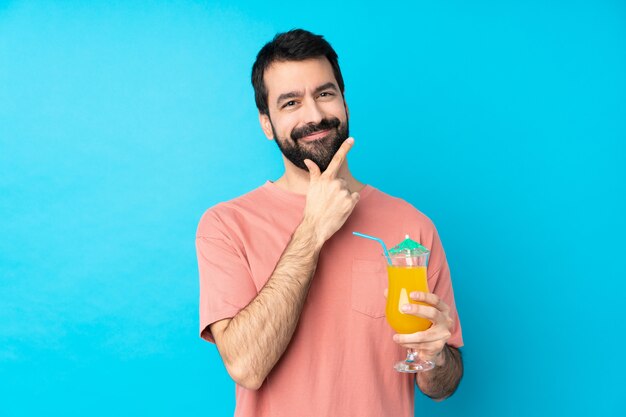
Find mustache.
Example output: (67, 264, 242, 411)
(291, 118, 341, 141)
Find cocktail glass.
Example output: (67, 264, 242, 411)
(385, 238, 434, 373)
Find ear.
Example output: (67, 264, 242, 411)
(259, 113, 274, 140)
(344, 99, 350, 120)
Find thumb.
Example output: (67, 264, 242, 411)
(303, 159, 321, 180)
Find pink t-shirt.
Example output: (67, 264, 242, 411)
(196, 181, 463, 417)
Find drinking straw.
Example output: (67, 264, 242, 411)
(352, 232, 392, 265)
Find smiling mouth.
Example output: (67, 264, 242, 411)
(299, 129, 332, 142)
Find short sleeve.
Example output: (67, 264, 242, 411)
(426, 228, 464, 348)
(196, 234, 258, 343)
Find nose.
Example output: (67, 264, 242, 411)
(301, 96, 324, 125)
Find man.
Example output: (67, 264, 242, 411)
(196, 29, 463, 417)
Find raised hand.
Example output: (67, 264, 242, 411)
(302, 137, 360, 247)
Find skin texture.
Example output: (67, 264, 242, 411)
(210, 57, 462, 396)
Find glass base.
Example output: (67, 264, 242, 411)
(394, 359, 435, 373)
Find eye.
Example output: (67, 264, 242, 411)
(319, 91, 334, 98)
(282, 100, 297, 109)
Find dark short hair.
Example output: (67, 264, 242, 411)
(251, 29, 345, 116)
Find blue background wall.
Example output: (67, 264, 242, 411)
(1, 1, 624, 416)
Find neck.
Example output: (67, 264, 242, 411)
(273, 156, 365, 195)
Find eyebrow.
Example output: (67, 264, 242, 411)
(275, 82, 339, 106)
(313, 82, 339, 95)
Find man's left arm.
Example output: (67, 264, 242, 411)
(416, 344, 463, 400)
(393, 291, 464, 400)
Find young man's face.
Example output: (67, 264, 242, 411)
(259, 57, 349, 172)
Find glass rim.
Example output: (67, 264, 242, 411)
(382, 252, 429, 258)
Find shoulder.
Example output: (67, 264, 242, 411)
(196, 185, 268, 239)
(365, 186, 437, 232)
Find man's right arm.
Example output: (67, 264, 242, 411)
(210, 219, 321, 390)
(209, 138, 358, 390)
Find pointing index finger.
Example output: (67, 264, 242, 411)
(323, 137, 354, 178)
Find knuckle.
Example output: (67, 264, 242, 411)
(413, 291, 426, 301)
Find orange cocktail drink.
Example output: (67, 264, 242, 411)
(351, 231, 433, 373)
(385, 265, 431, 334)
(384, 235, 433, 373)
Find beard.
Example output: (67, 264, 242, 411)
(271, 117, 350, 172)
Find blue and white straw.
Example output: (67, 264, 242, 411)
(352, 232, 392, 265)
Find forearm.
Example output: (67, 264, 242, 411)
(219, 220, 321, 389)
(416, 345, 463, 400)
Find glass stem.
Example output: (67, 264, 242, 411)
(406, 348, 417, 363)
